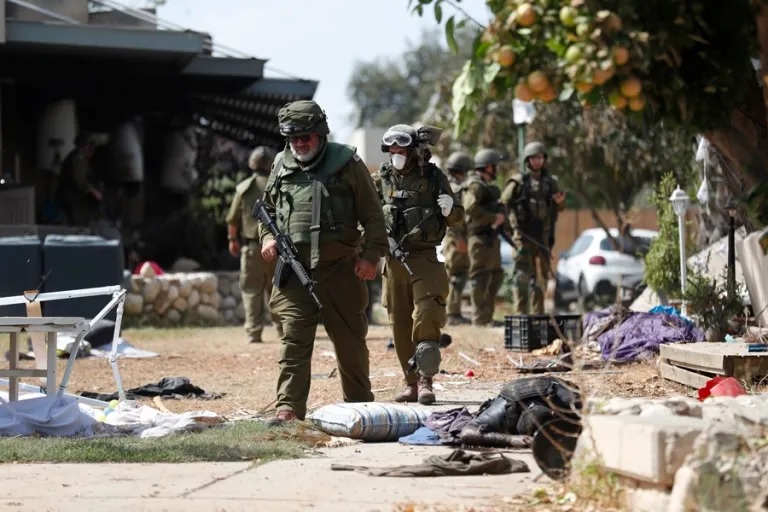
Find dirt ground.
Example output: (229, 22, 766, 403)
(3, 322, 695, 417)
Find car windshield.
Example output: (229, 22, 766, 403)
(599, 235, 653, 257)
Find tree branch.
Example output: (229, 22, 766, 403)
(705, 124, 767, 189)
(444, 0, 486, 29)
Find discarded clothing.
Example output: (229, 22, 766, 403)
(330, 449, 529, 477)
(422, 406, 474, 445)
(595, 311, 704, 362)
(80, 377, 223, 401)
(398, 426, 442, 446)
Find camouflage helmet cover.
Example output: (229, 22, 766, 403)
(473, 148, 503, 169)
(445, 151, 473, 173)
(277, 100, 330, 137)
(249, 146, 276, 170)
(523, 141, 548, 161)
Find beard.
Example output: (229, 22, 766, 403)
(290, 143, 322, 163)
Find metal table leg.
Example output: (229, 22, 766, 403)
(8, 332, 18, 402)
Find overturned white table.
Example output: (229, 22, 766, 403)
(0, 317, 88, 402)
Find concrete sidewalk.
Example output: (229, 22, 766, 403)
(1, 443, 541, 512)
(1, 381, 547, 512)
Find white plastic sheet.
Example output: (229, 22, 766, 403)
(0, 392, 221, 439)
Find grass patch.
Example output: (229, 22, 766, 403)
(0, 420, 310, 464)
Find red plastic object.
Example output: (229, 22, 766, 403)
(465, 369, 475, 377)
(132, 261, 164, 276)
(697, 376, 746, 401)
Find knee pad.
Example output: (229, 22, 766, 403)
(407, 340, 442, 378)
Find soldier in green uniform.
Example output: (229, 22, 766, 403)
(55, 133, 102, 226)
(463, 148, 506, 327)
(500, 141, 566, 314)
(258, 100, 388, 424)
(226, 146, 282, 344)
(441, 152, 473, 326)
(373, 124, 464, 405)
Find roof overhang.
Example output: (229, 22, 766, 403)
(189, 78, 320, 147)
(182, 55, 265, 79)
(2, 20, 205, 59)
(0, 21, 320, 146)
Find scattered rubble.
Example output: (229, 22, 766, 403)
(574, 394, 768, 511)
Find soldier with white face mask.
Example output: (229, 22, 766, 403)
(372, 124, 464, 405)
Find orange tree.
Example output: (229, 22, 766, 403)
(411, 0, 768, 225)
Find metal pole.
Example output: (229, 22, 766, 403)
(0, 285, 122, 306)
(517, 124, 526, 172)
(678, 213, 687, 317)
(728, 214, 736, 298)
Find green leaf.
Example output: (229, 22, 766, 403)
(518, 28, 533, 36)
(484, 62, 501, 85)
(434, 2, 443, 24)
(559, 85, 575, 101)
(445, 16, 458, 54)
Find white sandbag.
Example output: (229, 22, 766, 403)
(306, 402, 428, 442)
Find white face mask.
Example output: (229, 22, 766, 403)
(391, 154, 407, 170)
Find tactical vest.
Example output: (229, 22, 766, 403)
(377, 162, 445, 244)
(464, 173, 501, 233)
(508, 172, 556, 236)
(269, 143, 360, 268)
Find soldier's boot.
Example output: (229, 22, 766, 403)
(265, 409, 299, 427)
(418, 377, 436, 405)
(394, 383, 418, 403)
(248, 333, 262, 344)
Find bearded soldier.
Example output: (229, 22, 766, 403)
(258, 100, 388, 424)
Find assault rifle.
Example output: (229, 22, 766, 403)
(387, 236, 414, 276)
(252, 199, 322, 309)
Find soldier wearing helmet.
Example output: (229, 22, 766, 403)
(258, 100, 388, 424)
(372, 124, 464, 405)
(462, 148, 507, 327)
(441, 151, 473, 325)
(500, 141, 566, 314)
(226, 145, 282, 344)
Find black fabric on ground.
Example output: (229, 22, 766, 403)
(330, 449, 529, 477)
(80, 377, 223, 401)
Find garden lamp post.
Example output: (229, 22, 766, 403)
(726, 198, 737, 299)
(512, 99, 536, 171)
(669, 185, 691, 317)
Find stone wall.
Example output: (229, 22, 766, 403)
(123, 270, 246, 327)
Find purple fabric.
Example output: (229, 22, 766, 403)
(583, 308, 613, 331)
(597, 312, 704, 362)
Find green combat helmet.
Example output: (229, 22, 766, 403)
(523, 141, 548, 161)
(277, 100, 330, 137)
(445, 151, 473, 173)
(249, 146, 276, 170)
(473, 148, 503, 169)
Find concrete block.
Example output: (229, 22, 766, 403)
(575, 414, 705, 487)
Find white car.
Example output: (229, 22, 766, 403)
(555, 227, 658, 306)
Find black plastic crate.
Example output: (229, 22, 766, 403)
(504, 314, 582, 351)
